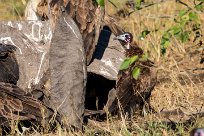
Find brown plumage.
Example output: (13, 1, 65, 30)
(107, 32, 157, 115)
(0, 82, 57, 126)
(0, 44, 19, 85)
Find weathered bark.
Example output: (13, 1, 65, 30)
(49, 10, 86, 129)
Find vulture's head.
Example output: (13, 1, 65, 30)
(114, 32, 133, 49)
(0, 44, 19, 85)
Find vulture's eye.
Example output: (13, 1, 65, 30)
(0, 52, 9, 59)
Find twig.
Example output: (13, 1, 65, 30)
(198, 103, 204, 114)
(194, 0, 204, 13)
(128, 0, 174, 16)
(142, 15, 176, 19)
(186, 68, 204, 71)
(194, 0, 204, 7)
(176, 0, 192, 10)
(108, 0, 118, 8)
(194, 0, 196, 6)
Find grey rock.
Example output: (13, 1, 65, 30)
(49, 12, 86, 129)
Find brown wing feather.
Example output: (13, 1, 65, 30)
(107, 59, 157, 114)
(0, 82, 56, 126)
(107, 69, 134, 113)
(131, 60, 157, 103)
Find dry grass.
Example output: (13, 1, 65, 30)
(107, 0, 204, 113)
(0, 0, 27, 20)
(0, 0, 203, 135)
(97, 0, 203, 135)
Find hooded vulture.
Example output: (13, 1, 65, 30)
(106, 32, 157, 116)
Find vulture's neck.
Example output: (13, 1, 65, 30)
(125, 45, 143, 58)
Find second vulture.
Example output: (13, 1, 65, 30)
(106, 32, 157, 116)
